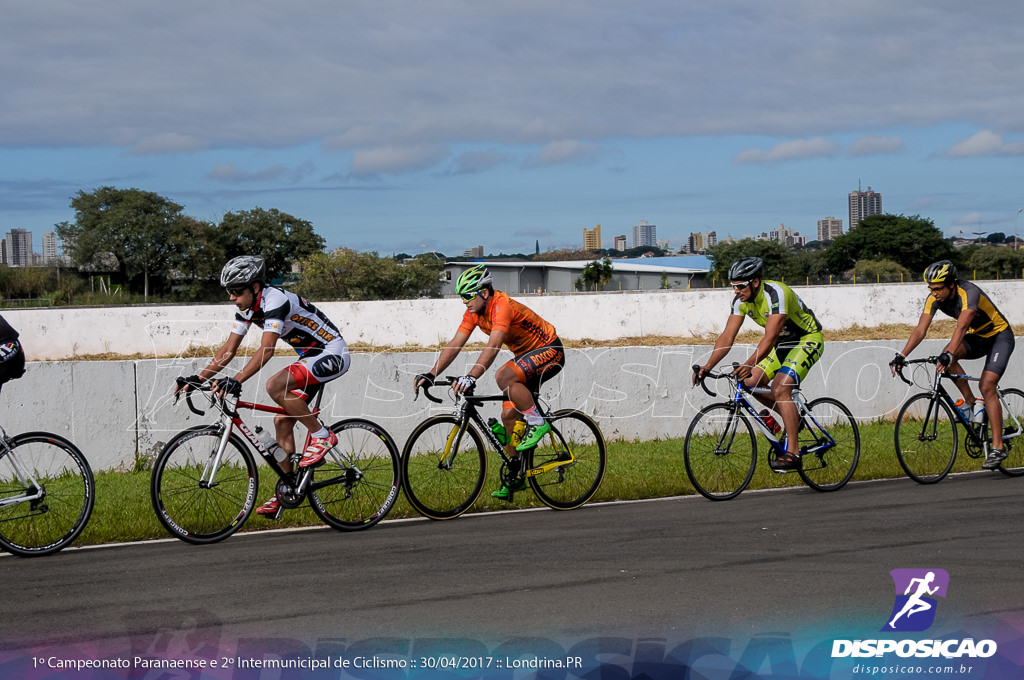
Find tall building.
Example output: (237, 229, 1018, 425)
(42, 231, 59, 264)
(848, 186, 882, 231)
(632, 220, 656, 248)
(463, 245, 484, 258)
(687, 232, 704, 254)
(817, 216, 843, 242)
(583, 224, 601, 251)
(705, 231, 718, 249)
(613, 235, 627, 251)
(4, 229, 32, 267)
(769, 224, 807, 248)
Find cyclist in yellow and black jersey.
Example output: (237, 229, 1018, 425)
(890, 260, 1015, 470)
(693, 257, 824, 471)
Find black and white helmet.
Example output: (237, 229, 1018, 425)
(220, 255, 266, 288)
(728, 256, 764, 282)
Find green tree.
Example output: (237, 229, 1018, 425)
(823, 214, 954, 277)
(964, 245, 1024, 280)
(851, 259, 913, 283)
(577, 258, 614, 291)
(294, 249, 443, 301)
(216, 208, 325, 282)
(57, 187, 188, 299)
(705, 239, 792, 283)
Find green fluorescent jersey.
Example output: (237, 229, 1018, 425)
(732, 280, 822, 342)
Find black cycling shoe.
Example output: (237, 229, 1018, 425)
(770, 451, 801, 473)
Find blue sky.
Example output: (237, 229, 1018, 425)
(3, 1, 1023, 257)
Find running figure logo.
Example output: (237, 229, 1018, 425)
(882, 568, 950, 632)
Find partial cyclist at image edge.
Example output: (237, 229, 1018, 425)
(173, 255, 352, 518)
(413, 264, 565, 500)
(890, 259, 1016, 470)
(692, 256, 824, 471)
(0, 313, 25, 389)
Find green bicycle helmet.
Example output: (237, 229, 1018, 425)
(456, 264, 493, 295)
(923, 260, 957, 285)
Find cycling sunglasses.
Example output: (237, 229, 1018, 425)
(460, 291, 480, 302)
(226, 287, 249, 297)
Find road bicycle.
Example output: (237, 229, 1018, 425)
(685, 363, 861, 500)
(402, 377, 606, 519)
(893, 356, 1024, 483)
(0, 421, 95, 557)
(151, 378, 400, 544)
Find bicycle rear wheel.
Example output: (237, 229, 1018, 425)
(0, 433, 95, 557)
(402, 416, 486, 520)
(796, 397, 860, 492)
(996, 387, 1024, 477)
(151, 426, 258, 544)
(894, 393, 957, 484)
(309, 419, 401, 530)
(684, 404, 757, 501)
(527, 410, 606, 510)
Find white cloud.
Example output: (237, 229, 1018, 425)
(733, 137, 840, 164)
(207, 163, 287, 183)
(945, 130, 1024, 158)
(523, 140, 600, 168)
(130, 133, 204, 156)
(448, 150, 511, 175)
(846, 136, 905, 157)
(349, 145, 448, 177)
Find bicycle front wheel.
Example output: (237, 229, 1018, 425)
(527, 410, 606, 510)
(796, 397, 861, 492)
(996, 387, 1024, 477)
(894, 393, 958, 484)
(151, 426, 258, 544)
(684, 404, 757, 501)
(0, 433, 95, 557)
(309, 419, 401, 530)
(402, 416, 486, 520)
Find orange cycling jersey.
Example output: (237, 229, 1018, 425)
(458, 291, 558, 356)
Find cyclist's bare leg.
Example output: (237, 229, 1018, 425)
(979, 370, 1004, 449)
(273, 414, 296, 474)
(267, 368, 324, 445)
(496, 366, 532, 461)
(769, 372, 800, 455)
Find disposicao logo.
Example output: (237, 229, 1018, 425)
(831, 568, 998, 659)
(882, 568, 949, 632)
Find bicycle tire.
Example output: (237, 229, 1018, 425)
(151, 425, 258, 544)
(0, 432, 95, 557)
(894, 393, 958, 484)
(796, 397, 861, 492)
(401, 415, 486, 520)
(996, 387, 1024, 477)
(308, 419, 401, 530)
(684, 403, 757, 501)
(527, 410, 606, 510)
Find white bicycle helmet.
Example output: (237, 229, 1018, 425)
(220, 255, 266, 288)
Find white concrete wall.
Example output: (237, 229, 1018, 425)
(3, 338, 1020, 472)
(7, 280, 1024, 360)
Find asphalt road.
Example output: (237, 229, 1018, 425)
(1, 471, 1022, 666)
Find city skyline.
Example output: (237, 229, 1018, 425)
(2, 2, 1023, 257)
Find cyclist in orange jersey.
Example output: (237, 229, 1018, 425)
(413, 264, 565, 499)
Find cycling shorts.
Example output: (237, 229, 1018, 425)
(0, 340, 25, 386)
(286, 339, 351, 399)
(506, 339, 565, 394)
(961, 328, 1015, 377)
(755, 332, 824, 385)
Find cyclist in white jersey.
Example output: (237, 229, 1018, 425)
(174, 255, 350, 518)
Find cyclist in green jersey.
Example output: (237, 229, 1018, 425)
(890, 260, 1015, 470)
(693, 257, 824, 471)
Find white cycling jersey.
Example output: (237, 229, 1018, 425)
(231, 285, 346, 358)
